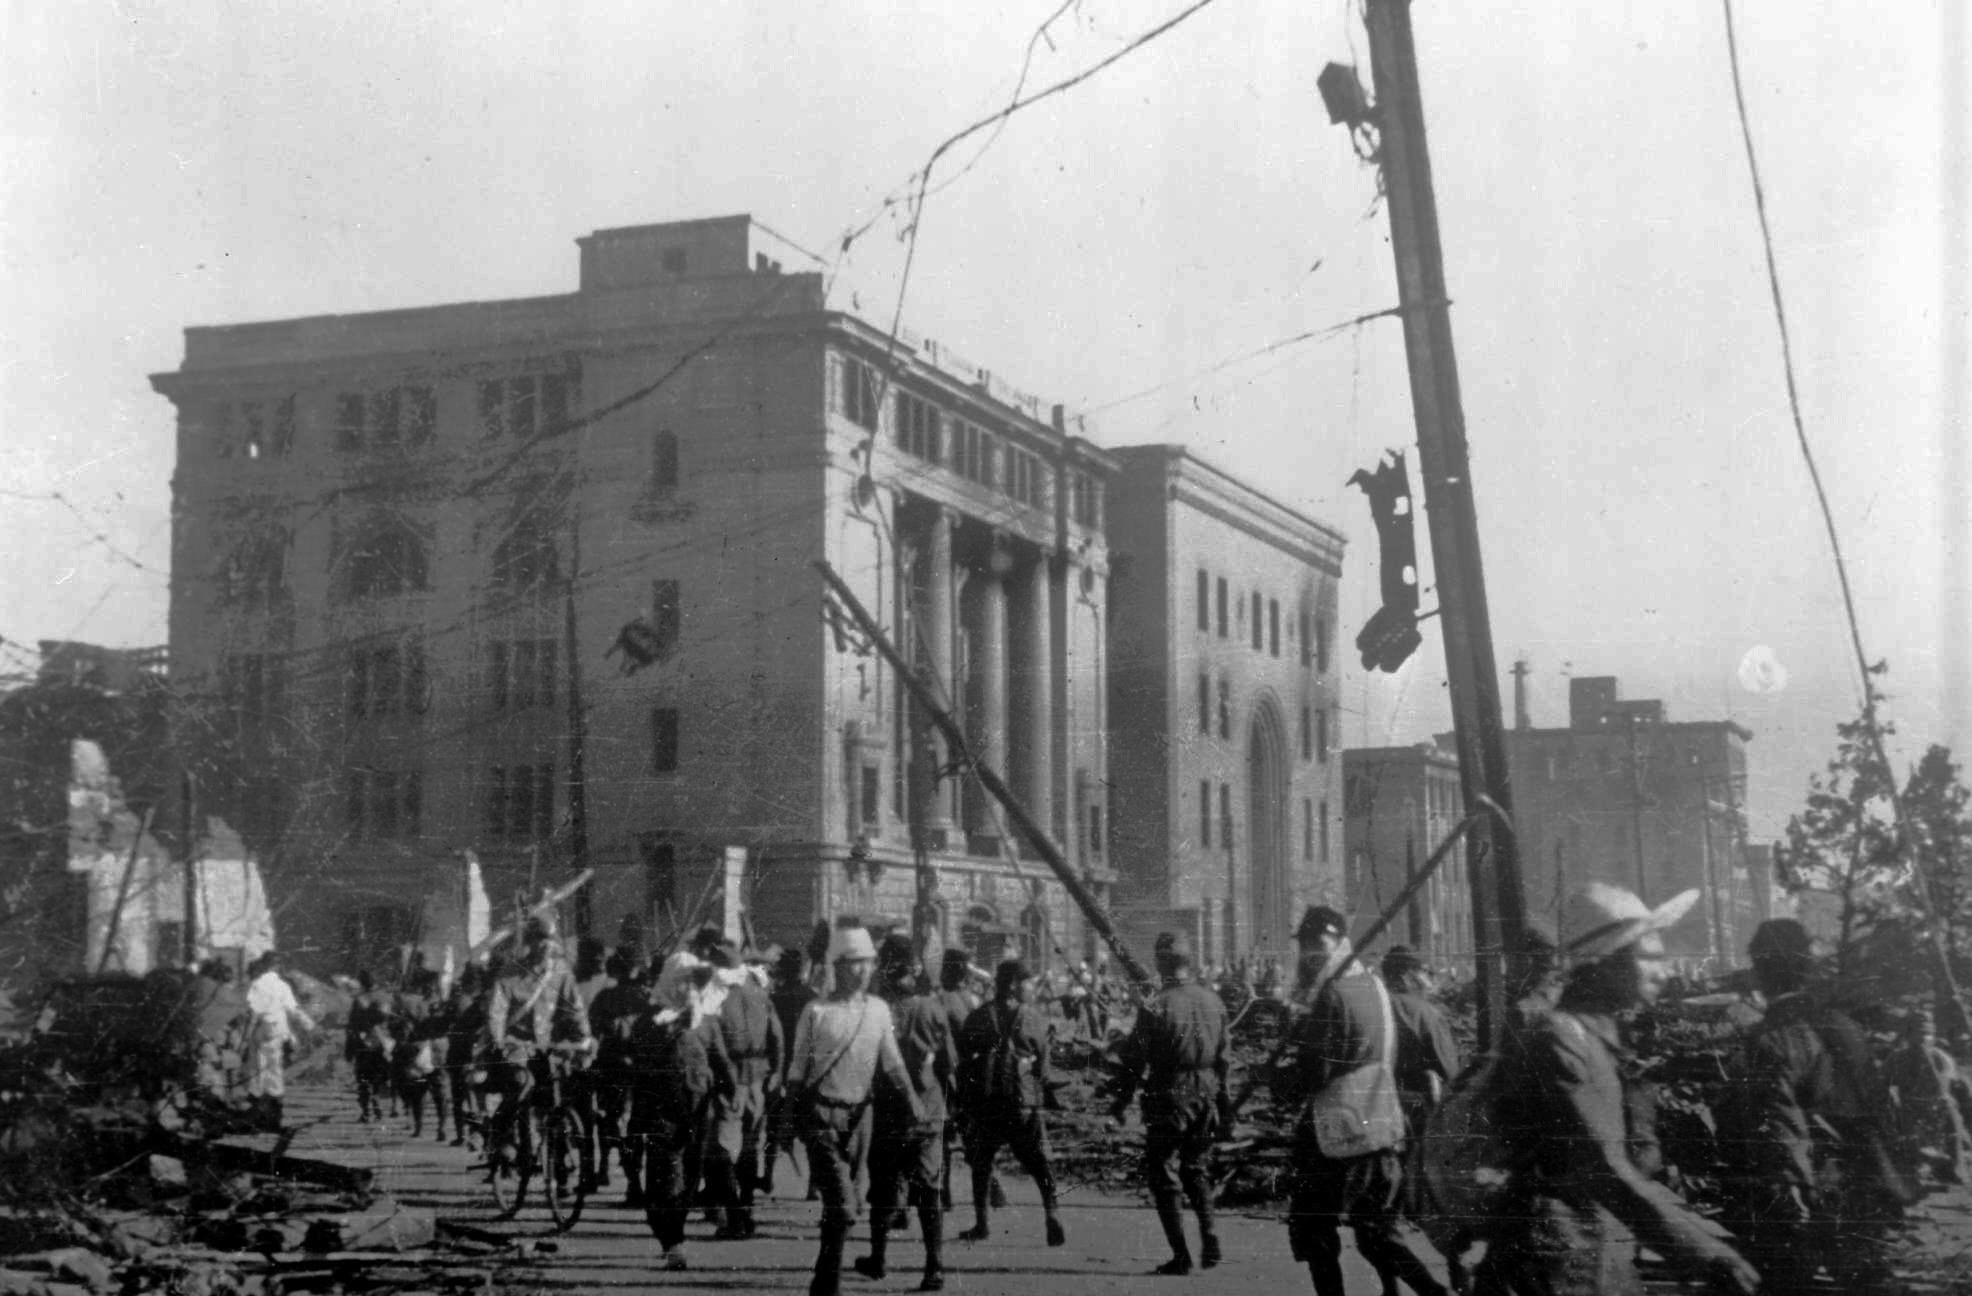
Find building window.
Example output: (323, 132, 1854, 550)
(1069, 471, 1103, 528)
(1088, 802, 1104, 857)
(1002, 446, 1047, 509)
(478, 374, 572, 441)
(335, 519, 429, 601)
(1251, 592, 1264, 650)
(485, 763, 556, 841)
(222, 531, 290, 607)
(641, 835, 677, 918)
(489, 638, 556, 710)
(344, 767, 423, 841)
(1215, 578, 1228, 638)
(951, 418, 995, 486)
(1300, 608, 1313, 667)
(337, 384, 436, 453)
(1319, 799, 1330, 862)
(651, 708, 680, 773)
(1200, 780, 1213, 847)
(1269, 599, 1281, 657)
(1317, 709, 1329, 763)
(650, 579, 681, 656)
(1304, 798, 1315, 862)
(1218, 677, 1231, 740)
(220, 653, 285, 729)
(1301, 706, 1313, 760)
(1219, 782, 1234, 852)
(1316, 615, 1331, 674)
(1196, 570, 1210, 631)
(895, 391, 940, 461)
(860, 764, 882, 831)
(215, 396, 296, 460)
(1198, 672, 1211, 736)
(839, 356, 881, 430)
(347, 641, 429, 717)
(491, 492, 563, 591)
(649, 429, 680, 494)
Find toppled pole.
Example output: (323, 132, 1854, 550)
(815, 561, 1156, 994)
(467, 868, 595, 963)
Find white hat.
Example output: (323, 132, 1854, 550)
(1560, 883, 1700, 961)
(827, 925, 877, 962)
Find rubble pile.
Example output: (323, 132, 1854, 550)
(0, 974, 475, 1296)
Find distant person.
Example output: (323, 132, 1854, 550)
(345, 970, 394, 1124)
(1889, 1008, 1972, 1186)
(701, 937, 783, 1239)
(626, 951, 717, 1272)
(1378, 945, 1460, 1296)
(244, 950, 314, 1129)
(482, 919, 592, 1173)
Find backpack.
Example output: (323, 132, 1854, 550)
(976, 1007, 1030, 1103)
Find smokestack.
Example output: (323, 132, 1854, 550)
(1511, 656, 1531, 730)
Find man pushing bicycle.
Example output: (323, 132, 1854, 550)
(484, 918, 594, 1173)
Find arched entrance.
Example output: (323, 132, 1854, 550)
(1246, 701, 1291, 957)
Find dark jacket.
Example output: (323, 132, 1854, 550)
(880, 990, 959, 1131)
(711, 977, 784, 1087)
(627, 1009, 715, 1137)
(1388, 988, 1460, 1101)
(958, 999, 1051, 1111)
(1277, 969, 1389, 1108)
(1481, 1008, 1744, 1296)
(1112, 977, 1229, 1119)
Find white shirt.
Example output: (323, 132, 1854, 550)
(787, 993, 909, 1104)
(247, 970, 314, 1041)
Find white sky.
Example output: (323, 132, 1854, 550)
(2, 1, 1965, 844)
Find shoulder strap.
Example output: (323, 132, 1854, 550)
(1371, 976, 1396, 1071)
(804, 999, 871, 1092)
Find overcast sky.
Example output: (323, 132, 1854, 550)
(3, 1, 1965, 844)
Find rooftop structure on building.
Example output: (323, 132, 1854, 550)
(151, 214, 1115, 973)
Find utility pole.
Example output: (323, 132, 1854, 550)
(182, 770, 199, 967)
(563, 503, 591, 937)
(1348, 0, 1528, 1047)
(1626, 713, 1648, 895)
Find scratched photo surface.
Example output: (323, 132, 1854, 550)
(0, 4, 1965, 1293)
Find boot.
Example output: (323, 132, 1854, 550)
(917, 1201, 945, 1291)
(1153, 1194, 1192, 1274)
(852, 1213, 889, 1280)
(959, 1164, 992, 1243)
(1183, 1172, 1220, 1269)
(1039, 1177, 1065, 1247)
(811, 1220, 849, 1296)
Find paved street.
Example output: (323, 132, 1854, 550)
(274, 1082, 1388, 1295)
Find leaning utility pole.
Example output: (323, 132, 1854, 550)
(1351, 0, 1528, 1048)
(563, 503, 592, 937)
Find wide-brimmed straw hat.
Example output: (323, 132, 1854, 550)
(1560, 883, 1699, 961)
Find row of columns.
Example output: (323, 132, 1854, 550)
(912, 502, 1053, 849)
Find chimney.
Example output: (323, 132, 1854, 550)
(1511, 656, 1531, 730)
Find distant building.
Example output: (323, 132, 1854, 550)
(1340, 741, 1473, 970)
(1499, 677, 1750, 963)
(1105, 445, 1346, 966)
(151, 214, 1113, 974)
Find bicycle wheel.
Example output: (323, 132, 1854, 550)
(488, 1111, 535, 1219)
(542, 1106, 589, 1232)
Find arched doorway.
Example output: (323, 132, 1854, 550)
(1246, 701, 1290, 957)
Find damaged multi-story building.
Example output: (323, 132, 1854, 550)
(151, 215, 1115, 973)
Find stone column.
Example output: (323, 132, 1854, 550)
(976, 556, 1009, 843)
(1023, 549, 1054, 842)
(924, 508, 957, 845)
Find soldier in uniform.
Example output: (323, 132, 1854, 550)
(956, 958, 1065, 1248)
(586, 950, 650, 1204)
(1109, 931, 1230, 1275)
(765, 944, 816, 1198)
(786, 925, 924, 1296)
(702, 936, 784, 1239)
(482, 919, 592, 1171)
(935, 948, 998, 1212)
(855, 934, 958, 1291)
(1279, 906, 1448, 1296)
(1718, 917, 1910, 1294)
(345, 969, 394, 1123)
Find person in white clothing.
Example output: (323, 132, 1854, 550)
(786, 925, 923, 1296)
(245, 950, 315, 1126)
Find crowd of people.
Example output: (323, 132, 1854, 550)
(251, 886, 1972, 1296)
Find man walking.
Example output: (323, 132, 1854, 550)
(483, 919, 592, 1173)
(1475, 886, 1757, 1296)
(855, 934, 957, 1291)
(956, 958, 1066, 1248)
(1110, 931, 1229, 1276)
(1278, 906, 1447, 1296)
(786, 924, 924, 1296)
(244, 950, 313, 1129)
(702, 936, 783, 1239)
(626, 962, 717, 1272)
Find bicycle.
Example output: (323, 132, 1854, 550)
(485, 1042, 594, 1231)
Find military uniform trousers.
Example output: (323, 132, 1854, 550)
(1143, 1083, 1218, 1205)
(631, 1111, 696, 1250)
(800, 1097, 875, 1226)
(704, 1073, 771, 1207)
(963, 1098, 1057, 1202)
(1289, 1143, 1445, 1296)
(869, 1118, 944, 1214)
